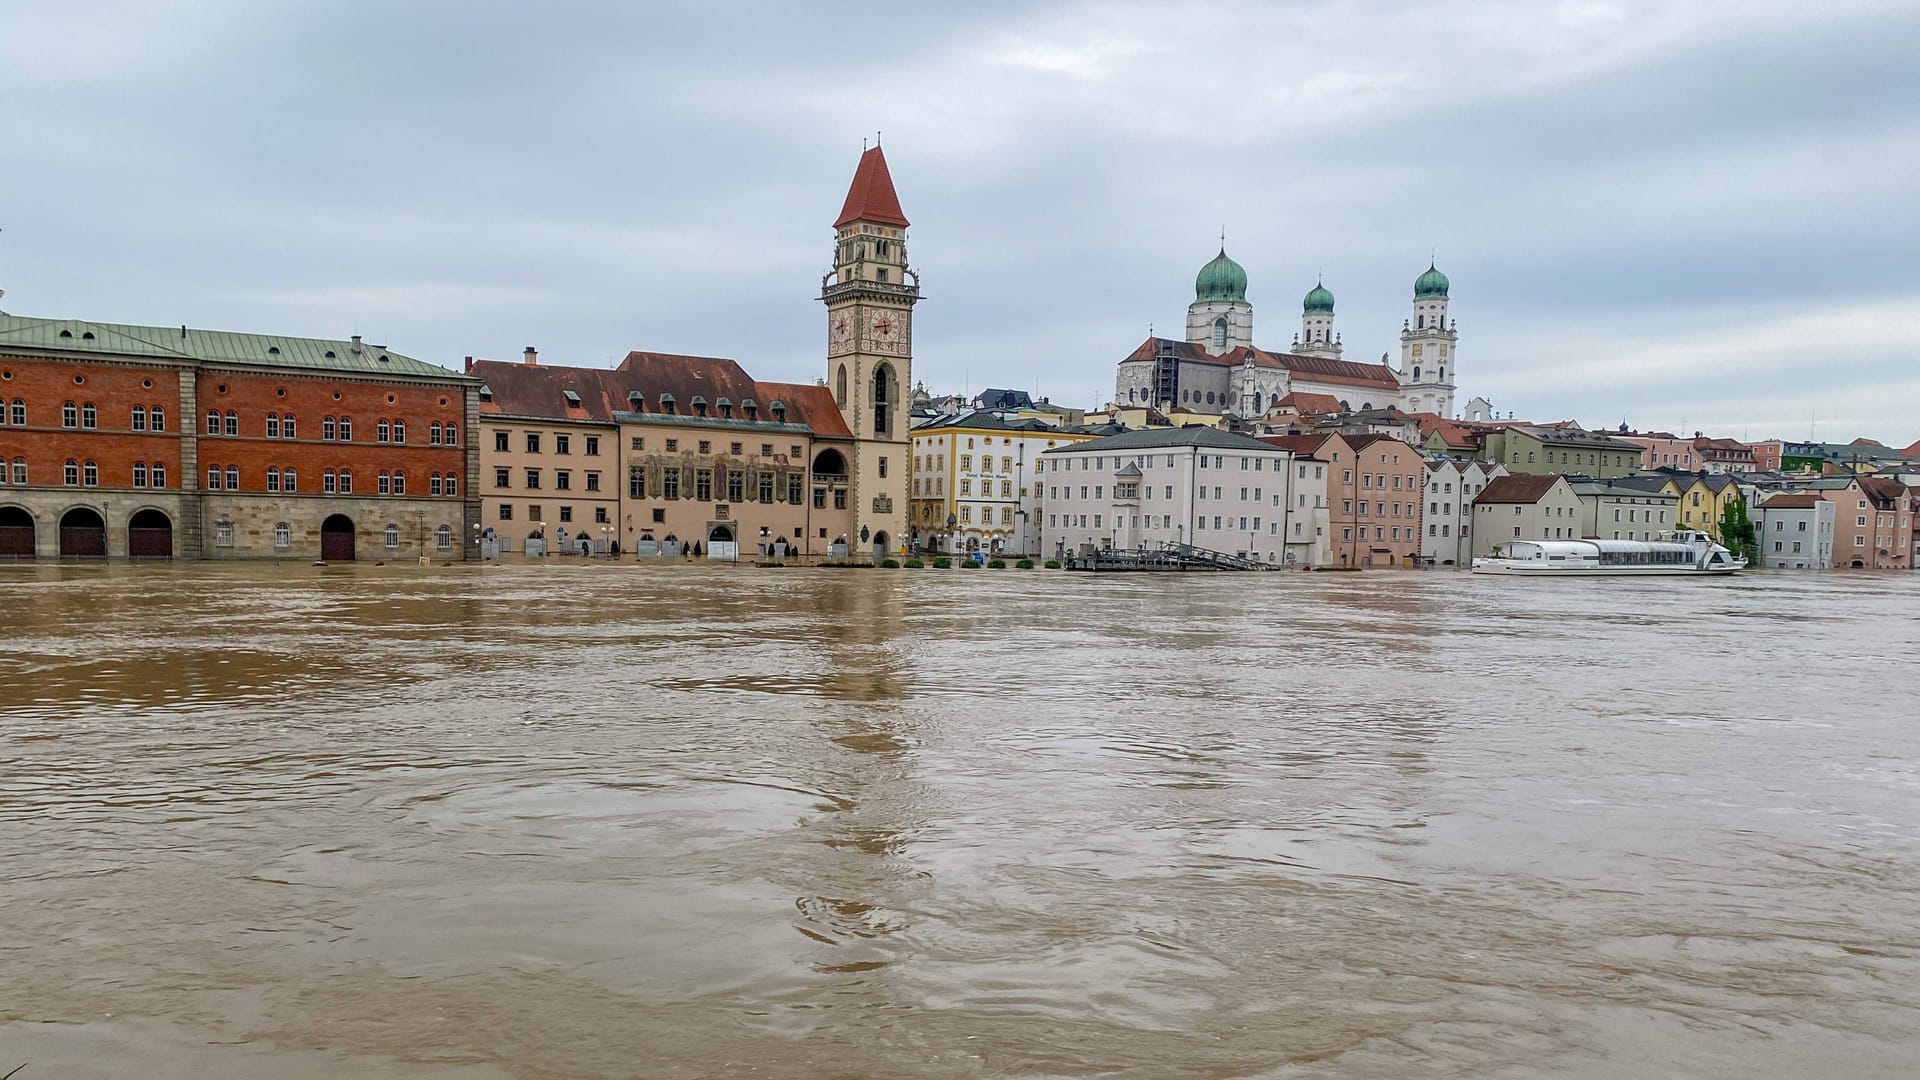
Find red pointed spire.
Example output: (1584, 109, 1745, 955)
(834, 145, 909, 229)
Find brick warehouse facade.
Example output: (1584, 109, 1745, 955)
(0, 315, 479, 560)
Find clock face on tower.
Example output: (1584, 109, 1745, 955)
(862, 308, 910, 356)
(828, 313, 854, 356)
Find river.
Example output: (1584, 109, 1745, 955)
(2, 562, 1917, 1078)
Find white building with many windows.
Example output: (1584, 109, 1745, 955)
(907, 410, 1100, 556)
(1036, 426, 1324, 565)
(1421, 459, 1506, 566)
(1754, 492, 1835, 569)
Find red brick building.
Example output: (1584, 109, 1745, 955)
(0, 314, 477, 560)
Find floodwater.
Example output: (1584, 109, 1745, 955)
(2, 562, 1918, 1080)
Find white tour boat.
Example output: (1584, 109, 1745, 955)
(1471, 530, 1746, 576)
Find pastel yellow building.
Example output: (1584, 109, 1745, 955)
(909, 411, 1099, 556)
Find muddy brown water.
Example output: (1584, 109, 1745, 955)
(2, 562, 1917, 1078)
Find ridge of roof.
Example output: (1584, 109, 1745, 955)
(834, 146, 909, 229)
(0, 313, 464, 381)
(1475, 473, 1568, 504)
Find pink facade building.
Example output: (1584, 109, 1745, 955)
(1262, 432, 1423, 567)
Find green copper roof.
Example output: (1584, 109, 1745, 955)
(1414, 262, 1450, 299)
(0, 313, 468, 381)
(1195, 248, 1248, 303)
(1302, 280, 1335, 314)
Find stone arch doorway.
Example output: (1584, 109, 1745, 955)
(321, 514, 356, 562)
(0, 505, 34, 559)
(706, 523, 737, 561)
(811, 447, 847, 478)
(871, 530, 889, 559)
(59, 507, 107, 557)
(128, 508, 174, 559)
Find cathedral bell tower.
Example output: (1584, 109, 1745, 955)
(1398, 262, 1457, 417)
(823, 144, 917, 558)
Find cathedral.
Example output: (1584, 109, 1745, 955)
(1114, 247, 1460, 419)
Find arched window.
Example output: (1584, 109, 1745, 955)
(323, 416, 337, 441)
(384, 523, 401, 549)
(64, 401, 79, 428)
(273, 522, 292, 549)
(392, 471, 406, 495)
(323, 469, 337, 494)
(266, 413, 281, 438)
(64, 459, 79, 486)
(429, 421, 442, 445)
(444, 474, 458, 497)
(835, 364, 848, 407)
(80, 403, 97, 429)
(377, 471, 391, 495)
(224, 410, 238, 436)
(377, 419, 391, 443)
(393, 420, 406, 444)
(1413, 367, 1420, 381)
(1212, 317, 1228, 349)
(11, 458, 26, 484)
(206, 464, 222, 490)
(133, 462, 148, 488)
(225, 465, 239, 490)
(430, 474, 443, 496)
(338, 469, 353, 493)
(444, 422, 457, 445)
(83, 460, 99, 486)
(338, 416, 353, 441)
(131, 407, 147, 431)
(9, 399, 25, 425)
(1417, 315, 1425, 329)
(283, 467, 297, 492)
(151, 405, 165, 431)
(872, 363, 895, 436)
(1439, 367, 1446, 382)
(266, 465, 281, 492)
(205, 409, 220, 434)
(436, 525, 453, 551)
(282, 413, 295, 438)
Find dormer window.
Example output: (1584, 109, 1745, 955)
(563, 390, 582, 408)
(479, 385, 493, 402)
(659, 394, 677, 416)
(742, 399, 758, 421)
(770, 401, 786, 421)
(716, 397, 732, 418)
(691, 396, 707, 417)
(627, 391, 644, 410)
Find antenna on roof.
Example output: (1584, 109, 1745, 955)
(862, 136, 868, 151)
(875, 129, 882, 146)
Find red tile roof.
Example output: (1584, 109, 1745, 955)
(1902, 438, 1920, 458)
(1273, 391, 1343, 414)
(1256, 433, 1331, 456)
(834, 146, 909, 229)
(754, 381, 852, 439)
(470, 354, 852, 438)
(1475, 474, 1567, 505)
(1760, 493, 1823, 509)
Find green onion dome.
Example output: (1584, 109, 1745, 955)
(1414, 262, 1450, 299)
(1195, 248, 1248, 303)
(1302, 280, 1335, 314)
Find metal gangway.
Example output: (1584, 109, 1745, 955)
(1063, 541, 1275, 572)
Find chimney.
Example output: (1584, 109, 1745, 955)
(350, 334, 363, 354)
(464, 355, 474, 373)
(524, 346, 539, 366)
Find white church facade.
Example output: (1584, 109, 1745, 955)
(1115, 247, 1461, 420)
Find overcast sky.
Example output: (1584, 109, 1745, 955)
(4, 1, 1915, 443)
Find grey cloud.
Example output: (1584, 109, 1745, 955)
(1, 1, 1913, 440)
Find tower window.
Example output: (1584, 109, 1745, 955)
(1417, 315, 1425, 329)
(1212, 317, 1227, 349)
(876, 268, 888, 283)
